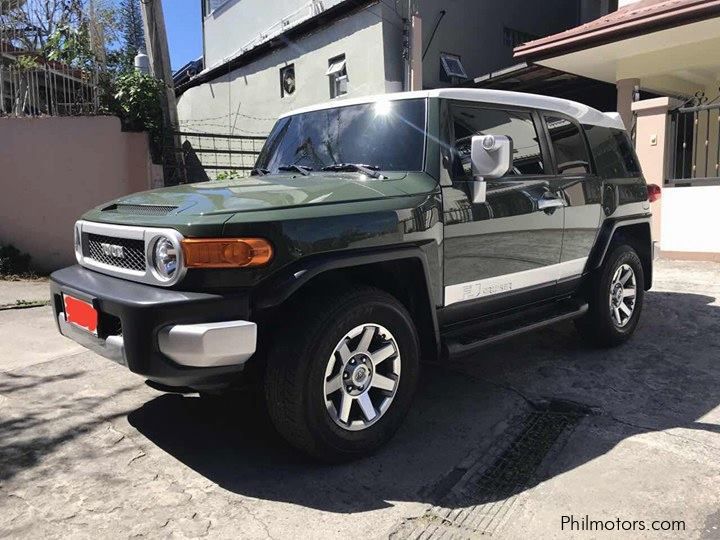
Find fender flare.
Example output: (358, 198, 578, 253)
(253, 246, 441, 358)
(588, 216, 653, 288)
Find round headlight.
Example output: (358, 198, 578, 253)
(153, 236, 178, 279)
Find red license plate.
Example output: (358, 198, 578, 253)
(63, 294, 98, 336)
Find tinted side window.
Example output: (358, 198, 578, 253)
(450, 106, 544, 180)
(583, 125, 641, 178)
(545, 116, 591, 175)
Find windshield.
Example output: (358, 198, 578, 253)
(255, 98, 426, 174)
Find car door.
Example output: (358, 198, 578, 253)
(541, 114, 603, 295)
(440, 101, 565, 321)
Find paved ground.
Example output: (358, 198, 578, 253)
(0, 278, 49, 308)
(1, 260, 719, 539)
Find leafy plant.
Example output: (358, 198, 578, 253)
(15, 55, 41, 71)
(215, 171, 243, 180)
(46, 23, 95, 69)
(111, 70, 164, 157)
(0, 244, 32, 277)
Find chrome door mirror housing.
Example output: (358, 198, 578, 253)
(471, 134, 513, 180)
(470, 134, 513, 204)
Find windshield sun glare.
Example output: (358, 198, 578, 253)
(256, 99, 426, 174)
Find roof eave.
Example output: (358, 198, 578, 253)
(514, 0, 720, 61)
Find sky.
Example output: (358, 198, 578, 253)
(161, 0, 203, 72)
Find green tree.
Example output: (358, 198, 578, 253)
(118, 0, 145, 70)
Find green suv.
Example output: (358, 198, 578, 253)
(50, 89, 653, 460)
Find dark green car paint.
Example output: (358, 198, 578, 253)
(51, 95, 653, 396)
(81, 171, 445, 301)
(76, 95, 649, 314)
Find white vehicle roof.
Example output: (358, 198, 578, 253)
(280, 88, 625, 130)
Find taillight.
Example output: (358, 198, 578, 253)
(647, 184, 661, 203)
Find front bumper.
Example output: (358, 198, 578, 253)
(50, 265, 256, 389)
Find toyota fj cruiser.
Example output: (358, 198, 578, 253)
(50, 89, 653, 461)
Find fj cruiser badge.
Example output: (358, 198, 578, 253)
(100, 243, 125, 259)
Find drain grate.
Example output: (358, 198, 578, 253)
(392, 400, 590, 539)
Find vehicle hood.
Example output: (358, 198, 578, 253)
(83, 172, 437, 226)
(109, 174, 432, 215)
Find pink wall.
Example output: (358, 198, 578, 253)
(0, 116, 160, 272)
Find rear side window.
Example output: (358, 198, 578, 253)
(583, 125, 641, 178)
(449, 105, 544, 179)
(545, 116, 591, 175)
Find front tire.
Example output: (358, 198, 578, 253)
(264, 286, 420, 462)
(575, 244, 645, 347)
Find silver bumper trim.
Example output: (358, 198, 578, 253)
(158, 320, 257, 368)
(58, 314, 257, 369)
(57, 314, 127, 366)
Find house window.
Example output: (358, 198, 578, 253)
(503, 27, 539, 48)
(327, 54, 348, 98)
(204, 0, 230, 17)
(440, 53, 467, 83)
(280, 64, 296, 97)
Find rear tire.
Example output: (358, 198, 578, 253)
(575, 244, 644, 347)
(264, 285, 420, 462)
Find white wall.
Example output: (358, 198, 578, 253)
(179, 6, 389, 137)
(183, 0, 600, 145)
(203, 0, 345, 69)
(661, 186, 720, 253)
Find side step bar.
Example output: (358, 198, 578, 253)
(443, 302, 588, 358)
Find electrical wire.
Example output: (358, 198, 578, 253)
(422, 9, 446, 60)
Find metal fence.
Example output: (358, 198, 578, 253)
(167, 131, 267, 183)
(1, 0, 101, 117)
(667, 91, 720, 186)
(0, 63, 98, 116)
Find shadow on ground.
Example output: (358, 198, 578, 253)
(10, 290, 717, 515)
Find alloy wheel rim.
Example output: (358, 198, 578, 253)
(609, 263, 636, 327)
(323, 323, 401, 431)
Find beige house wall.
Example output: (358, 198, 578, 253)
(0, 116, 159, 272)
(632, 98, 670, 243)
(633, 97, 720, 259)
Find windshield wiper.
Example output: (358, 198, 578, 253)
(250, 167, 270, 176)
(321, 163, 383, 179)
(278, 164, 312, 176)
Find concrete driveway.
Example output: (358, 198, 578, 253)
(1, 260, 719, 539)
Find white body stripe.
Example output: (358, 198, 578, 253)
(444, 257, 588, 306)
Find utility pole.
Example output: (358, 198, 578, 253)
(409, 11, 422, 90)
(405, 0, 422, 91)
(140, 0, 184, 185)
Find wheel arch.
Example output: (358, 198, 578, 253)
(589, 218, 652, 290)
(253, 248, 441, 362)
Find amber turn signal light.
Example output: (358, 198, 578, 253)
(181, 238, 273, 268)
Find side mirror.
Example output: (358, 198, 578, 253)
(471, 134, 513, 179)
(470, 134, 513, 204)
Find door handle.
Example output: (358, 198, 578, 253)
(538, 193, 565, 212)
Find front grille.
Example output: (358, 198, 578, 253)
(103, 204, 177, 216)
(85, 233, 146, 272)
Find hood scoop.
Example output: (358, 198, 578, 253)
(103, 203, 178, 217)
